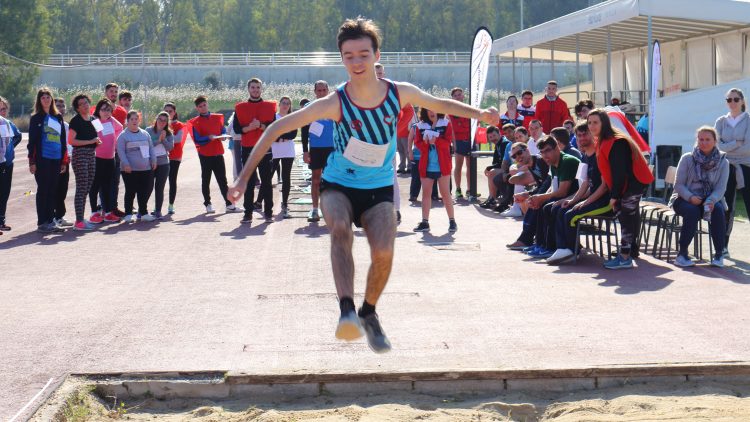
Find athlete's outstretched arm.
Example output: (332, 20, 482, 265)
(227, 94, 340, 203)
(396, 82, 500, 126)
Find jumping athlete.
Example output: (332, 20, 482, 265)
(227, 18, 499, 353)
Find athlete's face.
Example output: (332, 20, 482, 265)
(195, 101, 208, 115)
(119, 97, 132, 110)
(427, 110, 437, 123)
(248, 82, 262, 100)
(521, 94, 533, 107)
(340, 37, 380, 79)
(576, 130, 593, 150)
(163, 106, 175, 120)
(506, 96, 517, 110)
(503, 127, 514, 139)
(451, 90, 464, 102)
(545, 84, 558, 97)
(314, 83, 329, 99)
(55, 101, 66, 115)
(587, 114, 602, 138)
(375, 66, 384, 78)
(105, 87, 118, 103)
(487, 130, 501, 144)
(279, 99, 291, 114)
(514, 130, 528, 144)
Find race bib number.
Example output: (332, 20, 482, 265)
(343, 136, 388, 167)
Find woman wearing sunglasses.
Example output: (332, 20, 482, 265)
(716, 88, 750, 256)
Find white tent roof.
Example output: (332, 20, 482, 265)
(491, 0, 750, 56)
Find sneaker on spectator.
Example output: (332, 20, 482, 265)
(604, 255, 633, 270)
(547, 248, 575, 265)
(205, 204, 215, 214)
(226, 204, 241, 213)
(674, 255, 695, 267)
(506, 240, 529, 251)
(454, 188, 463, 200)
(448, 219, 457, 233)
(103, 212, 121, 223)
(141, 213, 156, 222)
(711, 256, 725, 268)
(167, 204, 175, 215)
(151, 211, 163, 220)
(528, 247, 554, 259)
(307, 208, 321, 222)
(241, 213, 253, 224)
(54, 217, 74, 228)
(524, 245, 540, 254)
(413, 221, 430, 232)
(123, 214, 134, 224)
(112, 208, 126, 218)
(500, 205, 522, 217)
(89, 212, 103, 224)
(264, 214, 274, 223)
(37, 223, 61, 233)
(73, 220, 95, 231)
(479, 198, 496, 209)
(721, 247, 730, 259)
(280, 205, 291, 219)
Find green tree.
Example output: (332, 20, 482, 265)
(0, 0, 52, 110)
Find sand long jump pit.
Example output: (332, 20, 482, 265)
(30, 364, 750, 421)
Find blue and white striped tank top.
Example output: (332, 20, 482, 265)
(322, 79, 401, 189)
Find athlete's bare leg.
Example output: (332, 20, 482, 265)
(320, 190, 354, 299)
(360, 201, 396, 306)
(311, 169, 323, 209)
(454, 154, 465, 192)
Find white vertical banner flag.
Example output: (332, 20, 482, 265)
(470, 27, 493, 147)
(649, 40, 660, 148)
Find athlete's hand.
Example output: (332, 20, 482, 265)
(303, 151, 311, 164)
(227, 182, 246, 204)
(479, 107, 500, 126)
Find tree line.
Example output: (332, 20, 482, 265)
(0, 0, 594, 107)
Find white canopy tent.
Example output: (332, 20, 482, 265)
(491, 0, 750, 178)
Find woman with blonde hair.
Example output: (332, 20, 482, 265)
(670, 126, 729, 268)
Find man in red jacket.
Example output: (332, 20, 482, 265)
(535, 81, 571, 134)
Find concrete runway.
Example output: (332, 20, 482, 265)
(2, 141, 749, 420)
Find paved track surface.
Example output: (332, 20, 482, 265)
(2, 141, 749, 420)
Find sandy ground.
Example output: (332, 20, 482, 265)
(44, 380, 750, 421)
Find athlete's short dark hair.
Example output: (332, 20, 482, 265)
(118, 91, 132, 101)
(337, 17, 381, 53)
(550, 127, 570, 146)
(247, 77, 262, 87)
(194, 95, 207, 106)
(486, 125, 500, 135)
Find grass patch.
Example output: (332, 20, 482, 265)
(58, 386, 96, 422)
(735, 198, 748, 221)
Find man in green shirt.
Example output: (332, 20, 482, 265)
(524, 135, 580, 258)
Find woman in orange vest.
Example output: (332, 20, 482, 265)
(587, 109, 654, 270)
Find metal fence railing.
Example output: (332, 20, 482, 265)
(44, 52, 479, 67)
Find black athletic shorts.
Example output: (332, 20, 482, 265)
(320, 180, 393, 228)
(309, 147, 334, 170)
(455, 140, 473, 156)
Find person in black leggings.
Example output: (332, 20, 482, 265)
(273, 96, 297, 218)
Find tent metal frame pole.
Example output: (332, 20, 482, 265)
(512, 50, 517, 93)
(551, 41, 555, 80)
(607, 26, 612, 105)
(529, 47, 534, 91)
(576, 34, 581, 103)
(497, 55, 501, 102)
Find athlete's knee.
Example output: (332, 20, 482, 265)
(370, 245, 394, 263)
